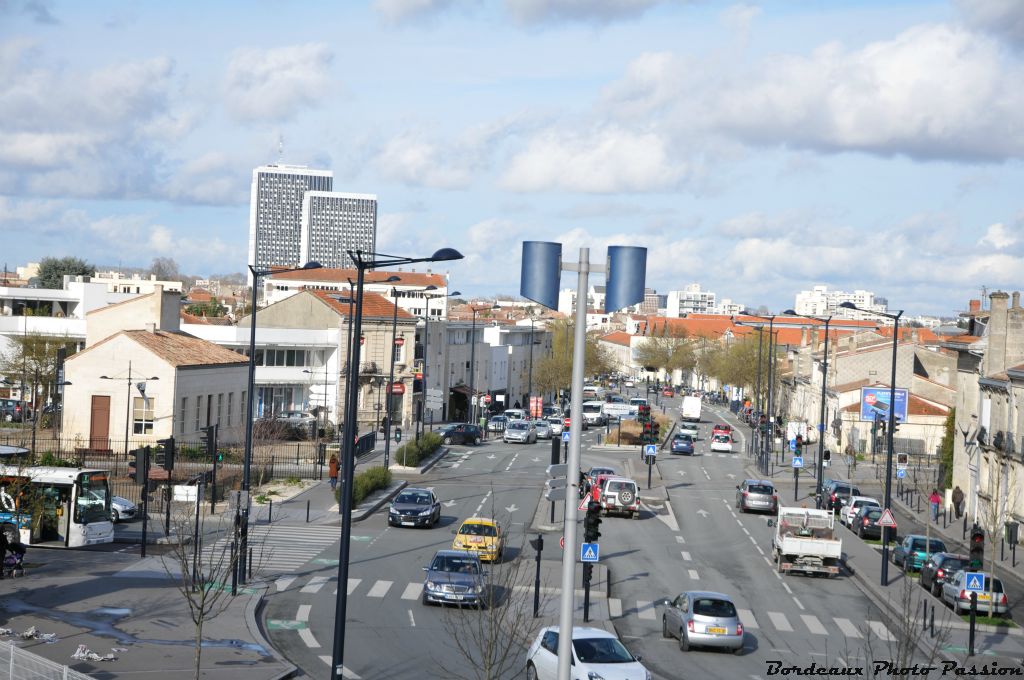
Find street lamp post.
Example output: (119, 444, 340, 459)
(419, 290, 461, 441)
(99, 362, 159, 457)
(384, 284, 436, 468)
(467, 304, 499, 424)
(331, 248, 463, 680)
(753, 328, 764, 472)
(240, 261, 322, 584)
(840, 301, 903, 586)
(526, 316, 537, 417)
(784, 311, 833, 507)
(740, 312, 776, 467)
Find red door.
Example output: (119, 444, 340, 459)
(89, 395, 111, 450)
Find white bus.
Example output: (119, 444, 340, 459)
(0, 463, 115, 547)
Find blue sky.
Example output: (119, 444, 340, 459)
(1, 0, 1022, 316)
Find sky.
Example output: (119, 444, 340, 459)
(1, 0, 1022, 317)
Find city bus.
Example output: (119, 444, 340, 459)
(0, 463, 115, 547)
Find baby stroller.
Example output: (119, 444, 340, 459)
(3, 542, 26, 578)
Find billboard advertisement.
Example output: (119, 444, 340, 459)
(859, 387, 908, 423)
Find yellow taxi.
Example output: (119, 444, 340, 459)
(452, 517, 504, 562)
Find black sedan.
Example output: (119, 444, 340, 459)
(388, 488, 441, 528)
(919, 552, 969, 597)
(852, 505, 884, 539)
(438, 423, 484, 446)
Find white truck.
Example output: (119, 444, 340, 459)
(680, 395, 702, 423)
(601, 397, 633, 421)
(769, 506, 842, 577)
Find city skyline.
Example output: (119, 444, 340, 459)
(1, 1, 1022, 316)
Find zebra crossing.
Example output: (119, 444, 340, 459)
(202, 524, 339, 575)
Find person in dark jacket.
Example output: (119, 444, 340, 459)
(952, 486, 965, 519)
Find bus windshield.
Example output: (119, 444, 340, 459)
(76, 472, 111, 524)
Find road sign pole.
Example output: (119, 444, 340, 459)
(648, 459, 653, 490)
(794, 465, 799, 501)
(969, 592, 977, 656)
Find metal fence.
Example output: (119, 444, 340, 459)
(0, 641, 94, 680)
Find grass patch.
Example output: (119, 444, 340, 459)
(284, 475, 302, 486)
(959, 614, 1016, 627)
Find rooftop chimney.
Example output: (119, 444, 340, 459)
(988, 291, 1010, 376)
(1014, 292, 1021, 309)
(969, 299, 981, 313)
(145, 322, 156, 334)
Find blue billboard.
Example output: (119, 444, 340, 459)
(859, 387, 908, 423)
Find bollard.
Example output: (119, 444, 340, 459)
(306, 499, 310, 523)
(930, 605, 935, 637)
(296, 443, 300, 466)
(1013, 543, 1017, 568)
(1001, 537, 1005, 562)
(963, 514, 968, 540)
(248, 547, 253, 581)
(922, 600, 927, 631)
(944, 508, 948, 529)
(916, 492, 921, 514)
(268, 498, 273, 524)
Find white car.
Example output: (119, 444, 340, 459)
(678, 422, 700, 438)
(526, 626, 650, 680)
(841, 496, 880, 527)
(546, 417, 564, 435)
(709, 433, 733, 453)
(111, 495, 138, 523)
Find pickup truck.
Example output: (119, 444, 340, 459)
(769, 507, 842, 577)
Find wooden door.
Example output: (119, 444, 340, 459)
(90, 395, 110, 450)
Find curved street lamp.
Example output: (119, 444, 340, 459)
(740, 311, 777, 473)
(418, 289, 461, 441)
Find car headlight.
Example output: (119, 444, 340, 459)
(389, 508, 399, 514)
(587, 672, 606, 680)
(418, 509, 432, 516)
(425, 581, 439, 591)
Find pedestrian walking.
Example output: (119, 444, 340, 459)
(0, 528, 8, 579)
(328, 454, 339, 491)
(952, 485, 965, 519)
(929, 488, 942, 523)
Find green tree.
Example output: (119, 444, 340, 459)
(36, 256, 95, 289)
(699, 334, 766, 399)
(0, 332, 78, 411)
(635, 328, 696, 375)
(533, 320, 612, 395)
(185, 300, 227, 317)
(939, 408, 955, 488)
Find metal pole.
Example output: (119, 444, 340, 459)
(765, 319, 775, 468)
(469, 308, 477, 424)
(331, 256, 368, 678)
(420, 297, 431, 442)
(753, 329, 763, 471)
(192, 483, 202, 588)
(527, 318, 534, 416)
(384, 287, 399, 468)
(124, 360, 132, 458)
(239, 268, 262, 585)
(880, 310, 903, 587)
(556, 247, 590, 680)
(816, 318, 831, 508)
(533, 534, 543, 618)
(344, 282, 355, 448)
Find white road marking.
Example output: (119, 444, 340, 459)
(762, 556, 772, 566)
(736, 609, 758, 628)
(755, 545, 765, 555)
(801, 614, 827, 635)
(636, 600, 656, 620)
(675, 535, 686, 544)
(741, 527, 750, 535)
(868, 620, 894, 641)
(301, 576, 329, 593)
(651, 500, 679, 531)
(318, 658, 362, 679)
(781, 582, 793, 594)
(296, 604, 311, 622)
(701, 467, 711, 480)
(275, 576, 296, 592)
(681, 551, 691, 561)
(609, 598, 622, 617)
(401, 582, 421, 600)
(688, 569, 699, 580)
(835, 618, 862, 638)
(367, 580, 393, 598)
(348, 578, 362, 595)
(793, 597, 805, 611)
(767, 611, 793, 632)
(748, 535, 758, 545)
(474, 490, 493, 516)
(300, 628, 320, 648)
(408, 609, 416, 627)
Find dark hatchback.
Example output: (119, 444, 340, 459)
(853, 505, 884, 539)
(920, 552, 969, 597)
(438, 424, 484, 446)
(671, 433, 695, 455)
(823, 481, 863, 512)
(388, 488, 441, 528)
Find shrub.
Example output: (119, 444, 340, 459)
(394, 432, 443, 467)
(349, 466, 393, 507)
(37, 451, 78, 467)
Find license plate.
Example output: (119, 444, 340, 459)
(707, 626, 726, 634)
(978, 594, 991, 601)
(447, 594, 464, 601)
(401, 522, 415, 526)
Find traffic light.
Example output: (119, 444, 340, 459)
(584, 501, 602, 542)
(651, 419, 661, 443)
(796, 434, 803, 448)
(128, 447, 150, 482)
(822, 449, 832, 463)
(970, 525, 985, 568)
(583, 563, 594, 584)
(155, 437, 176, 471)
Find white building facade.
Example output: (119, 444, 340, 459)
(299, 191, 378, 269)
(794, 285, 890, 321)
(666, 284, 717, 317)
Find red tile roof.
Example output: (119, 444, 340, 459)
(270, 267, 446, 288)
(600, 331, 633, 347)
(311, 290, 413, 320)
(124, 330, 248, 367)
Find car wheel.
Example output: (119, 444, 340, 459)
(679, 629, 690, 652)
(662, 616, 671, 638)
(526, 662, 538, 680)
(421, 592, 430, 606)
(111, 509, 120, 523)
(932, 581, 942, 598)
(857, 527, 864, 539)
(733, 643, 744, 656)
(443, 436, 452, 445)
(474, 436, 482, 446)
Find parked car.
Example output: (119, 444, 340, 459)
(504, 420, 537, 444)
(624, 380, 636, 388)
(534, 419, 553, 439)
(661, 591, 744, 654)
(735, 480, 777, 514)
(487, 416, 508, 432)
(709, 434, 733, 453)
(590, 473, 616, 505)
(451, 517, 504, 562)
(841, 496, 880, 528)
(671, 433, 695, 455)
(110, 495, 137, 523)
(0, 399, 30, 423)
(526, 626, 650, 680)
(546, 416, 564, 435)
(438, 423, 484, 446)
(941, 571, 1008, 616)
(822, 480, 863, 512)
(598, 476, 640, 519)
(853, 506, 884, 539)
(920, 552, 970, 597)
(388, 488, 441, 528)
(892, 535, 949, 571)
(421, 550, 486, 607)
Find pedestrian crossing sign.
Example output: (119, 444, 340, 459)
(965, 572, 985, 593)
(792, 456, 803, 468)
(644, 444, 657, 459)
(581, 542, 600, 563)
(562, 431, 571, 442)
(896, 469, 906, 479)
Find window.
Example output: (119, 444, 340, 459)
(241, 391, 247, 423)
(195, 395, 203, 431)
(180, 397, 188, 435)
(227, 393, 234, 426)
(133, 397, 154, 435)
(217, 394, 224, 425)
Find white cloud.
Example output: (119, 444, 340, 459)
(372, 0, 457, 23)
(978, 222, 1018, 249)
(603, 24, 1024, 162)
(501, 124, 687, 193)
(224, 44, 334, 123)
(505, 0, 666, 25)
(958, 0, 1024, 47)
(374, 133, 475, 189)
(721, 3, 761, 37)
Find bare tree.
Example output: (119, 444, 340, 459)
(975, 451, 1019, 611)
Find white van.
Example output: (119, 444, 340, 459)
(628, 397, 648, 415)
(582, 401, 607, 426)
(503, 408, 528, 421)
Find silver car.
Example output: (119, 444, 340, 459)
(941, 571, 1008, 615)
(534, 419, 553, 439)
(661, 591, 744, 654)
(735, 480, 777, 514)
(546, 417, 564, 435)
(504, 420, 537, 444)
(111, 496, 137, 523)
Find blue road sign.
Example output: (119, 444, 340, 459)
(789, 438, 797, 451)
(581, 542, 600, 563)
(792, 456, 804, 468)
(896, 468, 906, 479)
(964, 572, 985, 593)
(562, 431, 571, 443)
(644, 444, 657, 458)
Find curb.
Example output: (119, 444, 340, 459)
(352, 479, 408, 522)
(248, 582, 300, 680)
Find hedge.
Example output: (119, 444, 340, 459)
(394, 432, 443, 468)
(348, 466, 393, 508)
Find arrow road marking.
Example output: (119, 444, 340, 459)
(487, 454, 496, 459)
(696, 509, 710, 518)
(532, 457, 541, 462)
(443, 500, 457, 508)
(505, 504, 519, 514)
(676, 471, 686, 477)
(727, 473, 736, 479)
